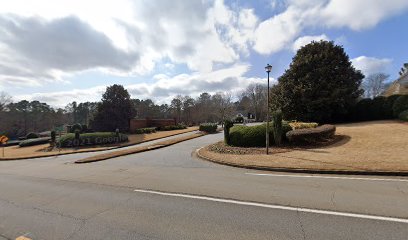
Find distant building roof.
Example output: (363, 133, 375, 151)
(383, 64, 408, 96)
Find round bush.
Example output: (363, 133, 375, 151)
(393, 95, 408, 117)
(71, 123, 82, 133)
(229, 122, 291, 147)
(26, 132, 40, 139)
(399, 110, 408, 122)
(199, 123, 218, 133)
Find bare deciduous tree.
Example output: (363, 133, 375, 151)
(363, 73, 390, 98)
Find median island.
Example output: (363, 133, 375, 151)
(198, 120, 408, 175)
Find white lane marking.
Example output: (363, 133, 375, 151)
(245, 173, 408, 182)
(134, 189, 408, 224)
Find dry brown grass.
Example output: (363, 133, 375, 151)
(199, 120, 408, 173)
(0, 127, 198, 160)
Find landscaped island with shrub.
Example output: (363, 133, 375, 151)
(58, 132, 128, 148)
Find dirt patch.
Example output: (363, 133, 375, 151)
(0, 127, 198, 160)
(76, 132, 205, 163)
(198, 120, 408, 174)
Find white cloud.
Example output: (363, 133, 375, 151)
(15, 64, 269, 107)
(351, 56, 393, 77)
(320, 0, 408, 30)
(253, 0, 408, 55)
(0, 0, 260, 87)
(292, 34, 329, 52)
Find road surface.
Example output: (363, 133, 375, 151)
(0, 132, 407, 239)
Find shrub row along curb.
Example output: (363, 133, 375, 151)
(0, 128, 199, 161)
(196, 147, 408, 177)
(75, 133, 205, 163)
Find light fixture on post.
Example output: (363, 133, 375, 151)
(265, 64, 272, 155)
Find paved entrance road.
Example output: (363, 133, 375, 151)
(0, 133, 407, 239)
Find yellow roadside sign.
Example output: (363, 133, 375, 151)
(0, 135, 8, 143)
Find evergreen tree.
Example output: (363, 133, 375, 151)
(271, 41, 364, 123)
(91, 85, 134, 132)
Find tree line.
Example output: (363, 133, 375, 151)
(0, 83, 268, 138)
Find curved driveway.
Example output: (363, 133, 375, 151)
(0, 132, 407, 239)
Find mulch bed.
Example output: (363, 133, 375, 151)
(208, 135, 345, 155)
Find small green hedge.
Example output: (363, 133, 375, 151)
(229, 122, 292, 147)
(26, 132, 40, 139)
(199, 123, 218, 133)
(393, 95, 408, 117)
(19, 137, 50, 147)
(399, 110, 408, 121)
(58, 132, 128, 148)
(156, 124, 187, 131)
(286, 124, 336, 144)
(134, 127, 157, 134)
(3, 140, 21, 147)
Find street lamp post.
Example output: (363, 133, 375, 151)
(265, 64, 272, 155)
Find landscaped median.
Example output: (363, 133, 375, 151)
(75, 132, 205, 163)
(0, 127, 198, 160)
(197, 120, 408, 175)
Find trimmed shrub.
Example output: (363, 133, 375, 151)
(156, 124, 187, 131)
(199, 123, 218, 133)
(272, 110, 283, 146)
(289, 121, 318, 130)
(286, 124, 336, 144)
(229, 122, 292, 147)
(3, 140, 21, 147)
(134, 127, 157, 134)
(19, 137, 50, 147)
(58, 132, 128, 148)
(399, 110, 408, 121)
(26, 132, 40, 139)
(223, 120, 234, 145)
(50, 131, 56, 146)
(71, 123, 82, 133)
(234, 116, 244, 123)
(393, 95, 408, 117)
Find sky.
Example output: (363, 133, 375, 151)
(0, 0, 407, 107)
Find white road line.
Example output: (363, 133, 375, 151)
(245, 173, 408, 182)
(134, 189, 408, 224)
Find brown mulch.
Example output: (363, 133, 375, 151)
(208, 135, 344, 155)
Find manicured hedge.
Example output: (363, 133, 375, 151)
(393, 95, 408, 117)
(229, 122, 292, 147)
(349, 95, 406, 121)
(199, 123, 218, 133)
(286, 124, 336, 144)
(58, 132, 128, 148)
(19, 137, 50, 147)
(134, 127, 157, 134)
(289, 122, 318, 130)
(399, 110, 408, 121)
(3, 140, 21, 147)
(156, 124, 187, 131)
(26, 132, 40, 139)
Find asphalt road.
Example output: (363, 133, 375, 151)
(0, 132, 407, 239)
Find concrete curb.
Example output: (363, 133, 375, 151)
(0, 128, 198, 161)
(196, 147, 408, 177)
(75, 133, 205, 164)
